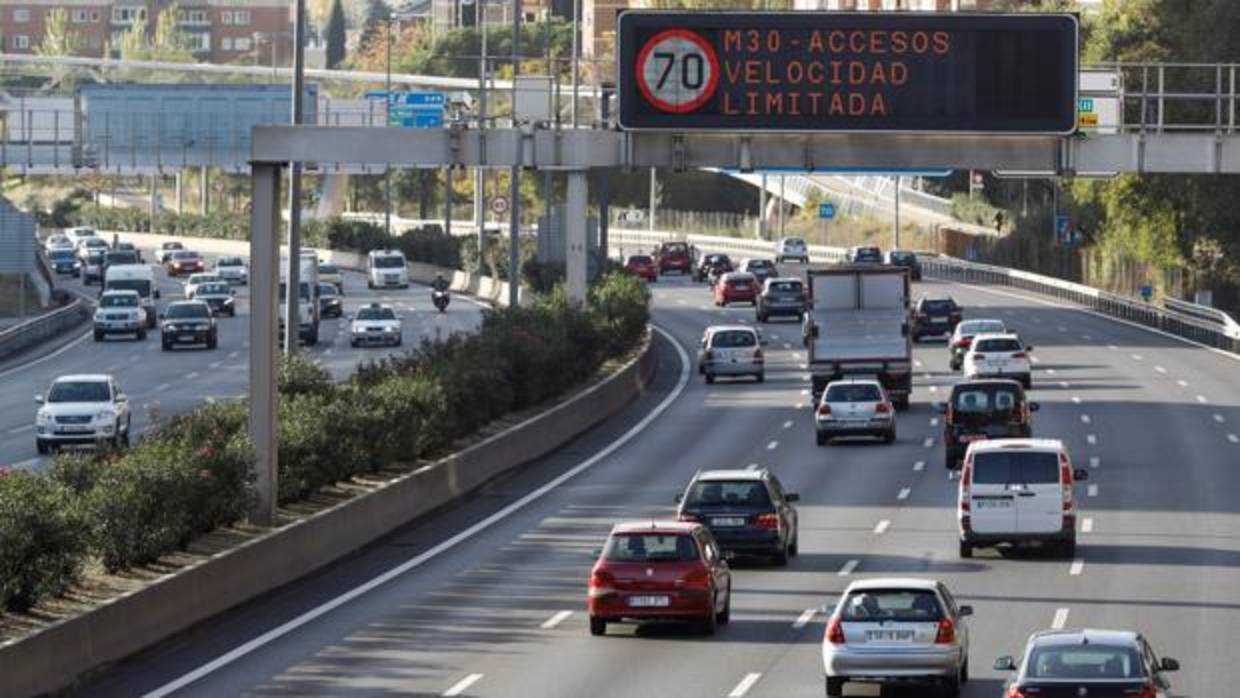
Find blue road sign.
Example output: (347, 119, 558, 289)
(390, 113, 444, 128)
(818, 203, 836, 220)
(1055, 214, 1073, 245)
(1079, 97, 1095, 112)
(367, 91, 447, 109)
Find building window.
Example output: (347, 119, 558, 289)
(234, 36, 252, 51)
(180, 9, 207, 24)
(13, 35, 30, 50)
(72, 9, 95, 23)
(188, 33, 209, 51)
(112, 6, 147, 23)
(233, 10, 251, 25)
(13, 9, 30, 22)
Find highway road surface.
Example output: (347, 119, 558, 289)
(71, 266, 1240, 697)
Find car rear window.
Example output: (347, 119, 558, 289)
(728, 277, 753, 287)
(953, 387, 1021, 413)
(975, 338, 1023, 352)
(826, 384, 883, 402)
(166, 303, 209, 319)
(971, 451, 1060, 484)
(1026, 645, 1144, 679)
(784, 238, 805, 247)
(710, 330, 756, 348)
(748, 260, 774, 269)
(604, 534, 699, 562)
(889, 251, 915, 263)
(960, 321, 1005, 336)
(357, 307, 396, 321)
(768, 281, 802, 293)
(922, 300, 956, 313)
(840, 589, 942, 622)
(628, 255, 653, 264)
(684, 480, 771, 508)
(662, 243, 688, 256)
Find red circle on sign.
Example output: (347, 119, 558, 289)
(635, 29, 720, 114)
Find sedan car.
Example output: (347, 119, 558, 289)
(948, 318, 1006, 371)
(215, 256, 249, 285)
(166, 250, 205, 276)
(738, 258, 778, 285)
(156, 241, 185, 264)
(846, 245, 884, 264)
(183, 272, 223, 300)
(757, 277, 806, 323)
(623, 254, 658, 282)
(963, 333, 1033, 388)
(46, 248, 81, 276)
(44, 234, 73, 254)
(995, 629, 1179, 698)
(885, 249, 922, 280)
(699, 325, 764, 384)
(775, 236, 809, 264)
(823, 578, 972, 698)
(937, 379, 1038, 471)
(694, 253, 733, 283)
(160, 300, 218, 350)
(815, 377, 896, 445)
(675, 468, 799, 564)
(587, 521, 732, 636)
(193, 282, 236, 317)
(318, 282, 343, 318)
(318, 263, 344, 292)
(350, 303, 402, 347)
(911, 295, 962, 341)
(93, 290, 147, 341)
(35, 374, 131, 454)
(713, 271, 760, 307)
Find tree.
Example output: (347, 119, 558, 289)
(36, 8, 85, 58)
(325, 0, 347, 69)
(118, 4, 194, 63)
(359, 0, 391, 55)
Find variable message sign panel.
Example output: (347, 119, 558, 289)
(617, 12, 1078, 134)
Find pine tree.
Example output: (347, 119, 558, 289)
(359, 0, 391, 53)
(325, 0, 347, 69)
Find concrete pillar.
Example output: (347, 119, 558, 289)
(248, 163, 282, 526)
(566, 170, 588, 304)
(200, 166, 209, 214)
(149, 174, 158, 233)
(175, 172, 184, 213)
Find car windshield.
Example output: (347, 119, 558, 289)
(1026, 644, 1144, 679)
(826, 383, 883, 403)
(975, 338, 1023, 352)
(48, 381, 110, 403)
(727, 275, 754, 287)
(710, 330, 756, 348)
(784, 238, 805, 247)
(86, 251, 104, 263)
(319, 284, 338, 297)
(748, 260, 774, 269)
(922, 300, 956, 313)
(953, 387, 1021, 414)
(49, 250, 75, 260)
(628, 255, 653, 265)
(373, 256, 404, 269)
(683, 480, 771, 508)
(319, 264, 338, 274)
(172, 251, 198, 260)
(855, 248, 881, 259)
(971, 451, 1060, 484)
(604, 534, 699, 562)
(163, 243, 183, 250)
(166, 303, 209, 319)
(768, 281, 802, 293)
(100, 294, 138, 308)
(106, 253, 137, 264)
(705, 255, 730, 266)
(960, 321, 1005, 336)
(840, 589, 943, 622)
(197, 283, 230, 296)
(218, 257, 242, 267)
(190, 275, 219, 284)
(105, 279, 151, 296)
(357, 307, 396, 321)
(889, 251, 915, 263)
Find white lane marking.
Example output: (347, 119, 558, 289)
(228, 351, 239, 359)
(1214, 414, 1225, 423)
(540, 610, 573, 630)
(928, 385, 938, 393)
(1071, 396, 1082, 404)
(800, 389, 809, 396)
(793, 353, 803, 360)
(1155, 365, 1167, 374)
(746, 463, 759, 471)
(208, 361, 222, 369)
(1059, 381, 1070, 389)
(873, 520, 891, 535)
(699, 305, 710, 311)
(793, 608, 817, 629)
(1030, 355, 1041, 364)
(186, 371, 199, 380)
(923, 437, 935, 448)
(1177, 379, 1189, 388)
(783, 420, 793, 429)
(7, 424, 35, 434)
(1107, 344, 1119, 351)
(1131, 353, 1144, 361)
(914, 359, 923, 368)
(923, 372, 933, 380)
(1052, 608, 1070, 630)
(1082, 517, 1094, 533)
(930, 417, 939, 427)
(1080, 415, 1091, 424)
(1046, 368, 1056, 375)
(728, 673, 763, 698)
(897, 487, 911, 501)
(141, 325, 693, 698)
(1070, 559, 1085, 576)
(838, 559, 860, 576)
(1089, 456, 1101, 469)
(0, 327, 93, 380)
(1196, 395, 1209, 404)
(1229, 434, 1239, 444)
(795, 402, 805, 410)
(783, 342, 792, 350)
(443, 674, 484, 697)
(1087, 484, 1099, 497)
(1087, 434, 1097, 445)
(767, 440, 779, 451)
(913, 460, 926, 472)
(155, 383, 171, 392)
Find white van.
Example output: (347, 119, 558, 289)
(367, 250, 408, 289)
(65, 226, 98, 249)
(957, 439, 1087, 559)
(103, 264, 160, 328)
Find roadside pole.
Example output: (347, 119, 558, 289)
(249, 164, 281, 526)
(893, 175, 901, 250)
(284, 0, 306, 354)
(509, 0, 522, 307)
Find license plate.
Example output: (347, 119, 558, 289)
(627, 595, 670, 608)
(866, 629, 914, 641)
(59, 425, 91, 433)
(179, 334, 194, 341)
(975, 499, 1013, 509)
(959, 434, 987, 442)
(932, 317, 948, 323)
(712, 517, 746, 527)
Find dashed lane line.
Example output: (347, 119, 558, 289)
(793, 608, 817, 629)
(1052, 608, 1071, 630)
(443, 674, 484, 697)
(838, 559, 860, 576)
(783, 420, 794, 429)
(1229, 434, 1239, 444)
(929, 418, 939, 427)
(1155, 365, 1167, 374)
(1196, 395, 1209, 404)
(1071, 396, 1082, 405)
(767, 440, 779, 451)
(1087, 434, 1097, 445)
(1087, 484, 1099, 497)
(874, 520, 891, 535)
(186, 371, 199, 380)
(1080, 415, 1091, 424)
(1089, 457, 1101, 469)
(1059, 381, 1070, 389)
(913, 460, 926, 472)
(154, 383, 171, 392)
(1131, 354, 1144, 361)
(728, 673, 763, 698)
(1214, 414, 1226, 423)
(923, 437, 935, 448)
(746, 463, 759, 471)
(1070, 559, 1085, 576)
(1177, 379, 1189, 388)
(7, 424, 35, 434)
(540, 610, 573, 630)
(1082, 517, 1094, 534)
(897, 487, 911, 501)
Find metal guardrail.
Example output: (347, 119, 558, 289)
(1162, 297, 1240, 339)
(0, 299, 88, 362)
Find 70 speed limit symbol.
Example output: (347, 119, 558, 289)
(635, 29, 719, 114)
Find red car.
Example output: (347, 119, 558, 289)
(166, 250, 204, 276)
(624, 254, 658, 282)
(588, 521, 732, 636)
(714, 271, 760, 307)
(655, 241, 692, 275)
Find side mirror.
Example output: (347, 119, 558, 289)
(1073, 468, 1089, 481)
(154, 289, 161, 299)
(933, 402, 948, 414)
(993, 656, 1017, 672)
(116, 393, 128, 402)
(1029, 401, 1040, 412)
(1160, 657, 1180, 672)
(34, 394, 45, 405)
(158, 312, 166, 320)
(1025, 345, 1035, 352)
(901, 323, 910, 337)
(723, 550, 736, 561)
(811, 325, 820, 339)
(958, 605, 973, 617)
(785, 493, 800, 502)
(674, 493, 683, 503)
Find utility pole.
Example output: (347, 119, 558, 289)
(475, 1, 489, 272)
(509, 0, 521, 307)
(284, 0, 306, 354)
(893, 175, 901, 250)
(648, 168, 657, 233)
(384, 19, 393, 239)
(758, 173, 767, 240)
(778, 174, 786, 240)
(570, 0, 580, 126)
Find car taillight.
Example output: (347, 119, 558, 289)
(817, 403, 832, 417)
(753, 348, 763, 360)
(935, 618, 956, 644)
(950, 312, 962, 321)
(824, 616, 846, 644)
(754, 513, 780, 531)
(1129, 686, 1158, 698)
(971, 353, 986, 361)
(588, 569, 614, 595)
(1011, 352, 1027, 359)
(959, 337, 972, 348)
(1004, 687, 1031, 698)
(678, 512, 699, 523)
(875, 402, 892, 414)
(959, 461, 972, 512)
(1061, 457, 1074, 509)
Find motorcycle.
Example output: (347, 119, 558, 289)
(432, 289, 450, 312)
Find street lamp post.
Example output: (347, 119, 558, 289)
(385, 20, 393, 239)
(284, 0, 306, 355)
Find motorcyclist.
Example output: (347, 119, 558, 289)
(431, 272, 450, 293)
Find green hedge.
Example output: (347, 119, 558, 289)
(0, 272, 648, 610)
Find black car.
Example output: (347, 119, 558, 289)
(757, 277, 806, 322)
(160, 300, 218, 350)
(318, 282, 343, 318)
(675, 469, 799, 565)
(885, 249, 921, 280)
(113, 241, 143, 262)
(740, 258, 778, 284)
(193, 282, 237, 317)
(996, 629, 1179, 698)
(911, 295, 962, 341)
(847, 245, 883, 264)
(694, 253, 733, 283)
(47, 249, 80, 276)
(936, 379, 1038, 471)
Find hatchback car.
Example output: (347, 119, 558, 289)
(694, 253, 734, 283)
(193, 282, 237, 317)
(587, 521, 732, 636)
(47, 248, 80, 276)
(948, 318, 1007, 371)
(215, 256, 249, 285)
(713, 271, 760, 307)
(823, 577, 972, 698)
(815, 378, 897, 445)
(775, 237, 809, 264)
(160, 300, 218, 350)
(699, 325, 764, 384)
(318, 282, 343, 318)
(937, 379, 1038, 471)
(675, 469, 799, 564)
(958, 439, 1087, 558)
(655, 241, 692, 275)
(350, 303, 403, 347)
(964, 333, 1033, 388)
(80, 249, 105, 284)
(995, 629, 1179, 698)
(757, 277, 806, 323)
(847, 245, 883, 264)
(738, 258, 778, 285)
(184, 272, 223, 300)
(623, 254, 658, 282)
(885, 249, 922, 280)
(166, 250, 205, 276)
(911, 295, 961, 341)
(318, 263, 344, 292)
(35, 374, 131, 454)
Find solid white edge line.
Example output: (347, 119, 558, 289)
(1081, 517, 1094, 533)
(540, 610, 573, 630)
(141, 324, 693, 698)
(874, 520, 891, 535)
(728, 673, 763, 698)
(793, 608, 817, 628)
(1052, 608, 1070, 630)
(443, 673, 484, 697)
(838, 559, 860, 576)
(0, 327, 92, 380)
(1069, 559, 1085, 576)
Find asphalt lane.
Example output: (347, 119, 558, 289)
(0, 245, 484, 471)
(83, 269, 1240, 698)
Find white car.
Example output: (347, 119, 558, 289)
(215, 256, 249, 285)
(948, 318, 1007, 371)
(350, 303, 403, 347)
(698, 325, 765, 384)
(775, 237, 809, 264)
(93, 290, 147, 341)
(814, 377, 896, 445)
(962, 332, 1033, 388)
(183, 272, 222, 300)
(957, 438, 1087, 559)
(35, 374, 131, 454)
(65, 226, 99, 249)
(77, 236, 109, 254)
(44, 234, 74, 254)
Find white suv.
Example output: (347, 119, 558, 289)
(957, 439, 1087, 559)
(93, 290, 147, 342)
(963, 333, 1033, 389)
(775, 237, 809, 264)
(35, 374, 131, 454)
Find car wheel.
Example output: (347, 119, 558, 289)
(816, 432, 829, 446)
(912, 333, 921, 343)
(207, 335, 218, 350)
(961, 659, 969, 683)
(702, 596, 718, 635)
(589, 616, 607, 636)
(161, 342, 171, 351)
(949, 359, 961, 371)
(826, 677, 846, 697)
(758, 312, 767, 323)
(137, 329, 147, 341)
(943, 672, 961, 698)
(93, 331, 104, 342)
(959, 540, 973, 559)
(772, 546, 789, 567)
(894, 396, 910, 411)
(36, 439, 49, 455)
(755, 372, 765, 383)
(122, 422, 131, 448)
(705, 373, 715, 384)
(1059, 538, 1076, 559)
(1022, 374, 1033, 390)
(789, 530, 799, 556)
(717, 589, 731, 625)
(884, 428, 896, 444)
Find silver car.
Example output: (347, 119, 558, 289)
(822, 578, 972, 698)
(698, 325, 765, 384)
(814, 377, 896, 445)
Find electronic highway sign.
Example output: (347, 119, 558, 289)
(617, 12, 1078, 134)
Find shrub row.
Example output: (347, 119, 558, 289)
(69, 207, 251, 240)
(0, 273, 648, 612)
